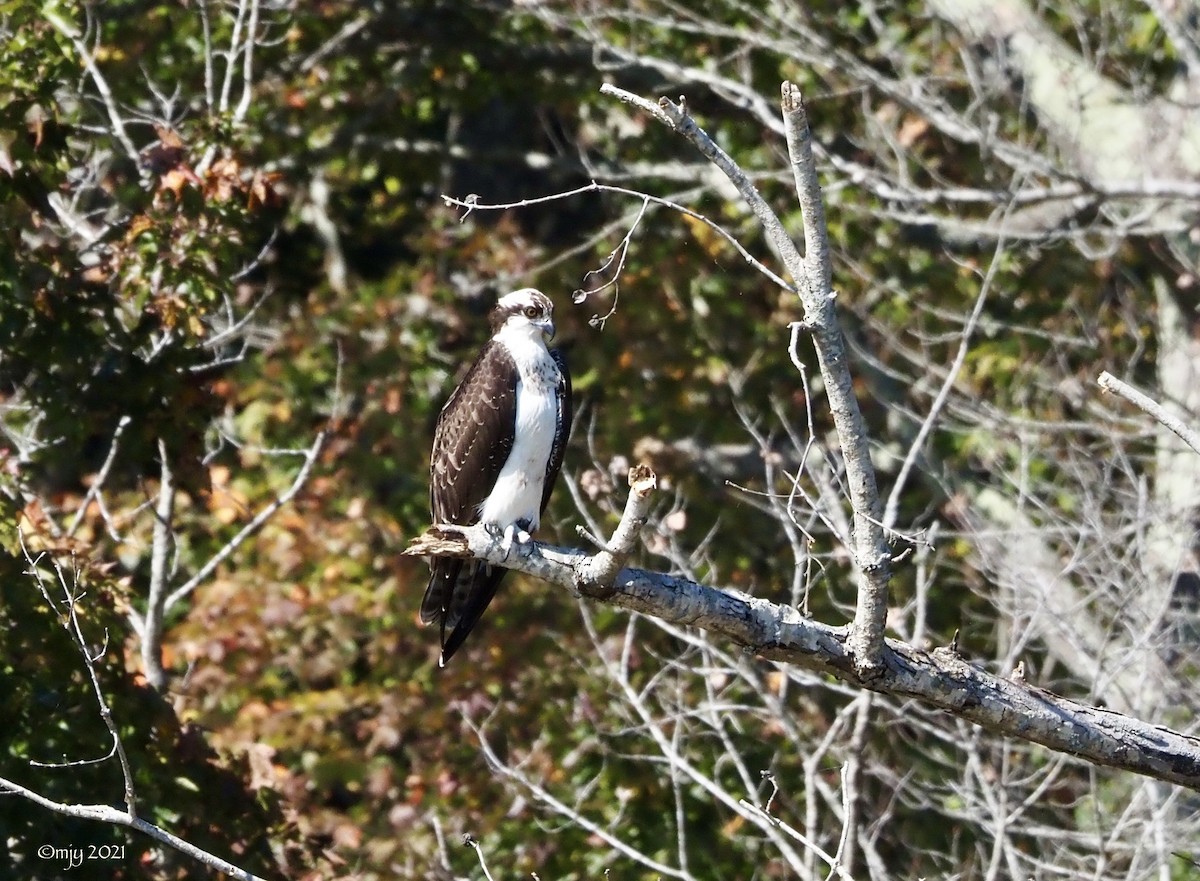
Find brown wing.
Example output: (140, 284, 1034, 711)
(428, 340, 518, 528)
(421, 341, 518, 663)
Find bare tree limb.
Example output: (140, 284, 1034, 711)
(141, 439, 176, 691)
(778, 82, 892, 673)
(164, 427, 327, 613)
(0, 775, 268, 881)
(575, 464, 656, 587)
(406, 474, 1200, 792)
(597, 82, 893, 675)
(1098, 370, 1200, 457)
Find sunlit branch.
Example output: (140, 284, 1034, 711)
(66, 415, 131, 540)
(140, 439, 177, 691)
(442, 183, 796, 294)
(198, 0, 215, 111)
(218, 0, 250, 115)
(405, 471, 1200, 791)
(1098, 371, 1200, 457)
(0, 775, 267, 881)
(164, 426, 328, 614)
(43, 12, 140, 164)
(233, 0, 261, 124)
(777, 82, 892, 673)
(18, 535, 137, 815)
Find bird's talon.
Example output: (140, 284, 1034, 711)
(499, 523, 517, 553)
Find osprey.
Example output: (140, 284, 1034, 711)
(422, 289, 572, 665)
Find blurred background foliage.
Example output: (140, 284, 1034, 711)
(1, 0, 1196, 878)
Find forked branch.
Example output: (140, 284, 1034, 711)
(601, 82, 892, 675)
(406, 474, 1200, 791)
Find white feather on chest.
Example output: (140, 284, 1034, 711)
(477, 322, 561, 531)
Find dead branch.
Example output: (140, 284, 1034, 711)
(0, 775, 268, 881)
(1098, 370, 1200, 457)
(598, 82, 893, 676)
(406, 473, 1200, 792)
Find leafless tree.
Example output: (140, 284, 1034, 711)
(412, 0, 1200, 870)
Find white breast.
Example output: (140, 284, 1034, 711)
(477, 324, 561, 531)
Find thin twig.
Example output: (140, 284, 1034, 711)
(463, 835, 496, 881)
(43, 12, 140, 164)
(465, 716, 697, 880)
(164, 427, 327, 612)
(574, 195, 649, 328)
(738, 799, 856, 881)
(18, 536, 135, 815)
(833, 692, 873, 877)
(1098, 371, 1200, 456)
(67, 415, 132, 539)
(882, 196, 1018, 529)
(442, 184, 795, 294)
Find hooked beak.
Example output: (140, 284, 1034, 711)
(539, 318, 556, 342)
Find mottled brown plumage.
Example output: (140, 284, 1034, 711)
(422, 290, 571, 663)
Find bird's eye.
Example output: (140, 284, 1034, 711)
(523, 306, 539, 318)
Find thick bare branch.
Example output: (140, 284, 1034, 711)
(575, 464, 656, 587)
(406, 499, 1200, 791)
(599, 82, 893, 675)
(141, 439, 176, 692)
(779, 82, 892, 672)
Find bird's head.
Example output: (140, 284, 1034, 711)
(490, 288, 556, 342)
